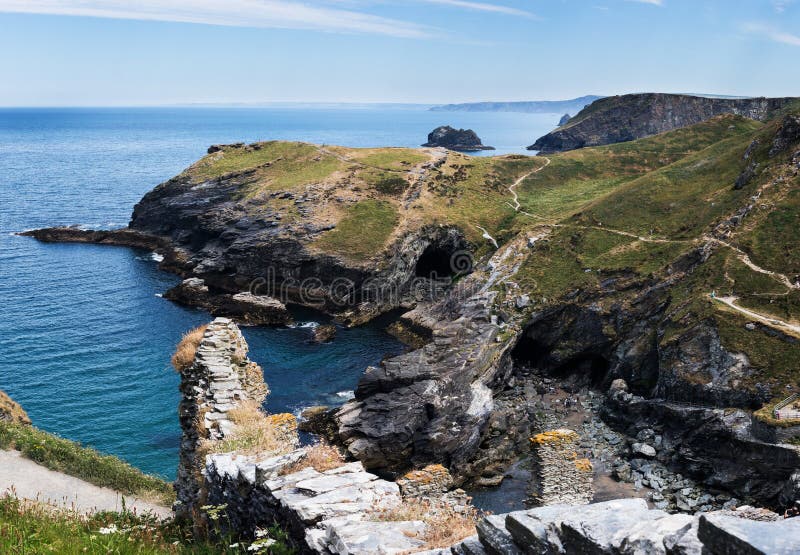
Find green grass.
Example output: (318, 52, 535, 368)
(0, 494, 293, 554)
(186, 142, 344, 195)
(517, 115, 762, 224)
(0, 422, 174, 506)
(352, 148, 429, 170)
(314, 200, 399, 260)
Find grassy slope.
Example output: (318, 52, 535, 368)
(0, 421, 174, 505)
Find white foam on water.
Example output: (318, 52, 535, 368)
(150, 253, 164, 262)
(336, 390, 355, 400)
(288, 321, 319, 329)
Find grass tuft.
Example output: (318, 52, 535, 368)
(370, 497, 481, 551)
(171, 325, 208, 373)
(280, 442, 345, 475)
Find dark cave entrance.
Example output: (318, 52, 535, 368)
(414, 244, 461, 279)
(511, 334, 610, 391)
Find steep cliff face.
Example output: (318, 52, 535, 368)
(529, 94, 798, 153)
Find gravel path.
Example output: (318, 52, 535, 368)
(0, 450, 172, 518)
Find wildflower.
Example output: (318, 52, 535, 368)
(98, 524, 118, 534)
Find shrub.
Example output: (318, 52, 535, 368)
(370, 497, 480, 550)
(374, 175, 408, 195)
(171, 325, 208, 372)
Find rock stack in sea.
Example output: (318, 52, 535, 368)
(529, 429, 594, 506)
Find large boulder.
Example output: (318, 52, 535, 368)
(423, 126, 495, 151)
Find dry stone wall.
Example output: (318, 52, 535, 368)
(529, 429, 594, 506)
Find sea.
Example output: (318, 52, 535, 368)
(0, 105, 560, 483)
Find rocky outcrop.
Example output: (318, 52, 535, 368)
(769, 114, 800, 157)
(602, 386, 800, 511)
(557, 113, 571, 126)
(164, 278, 292, 326)
(423, 126, 495, 151)
(529, 94, 797, 153)
(0, 390, 31, 425)
(312, 324, 337, 343)
(174, 317, 270, 521)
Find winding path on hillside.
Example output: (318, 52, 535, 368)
(712, 295, 800, 337)
(506, 156, 551, 212)
(707, 237, 799, 291)
(0, 450, 171, 517)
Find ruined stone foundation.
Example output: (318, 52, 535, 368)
(529, 428, 594, 506)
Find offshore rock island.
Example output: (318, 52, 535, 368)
(22, 92, 800, 552)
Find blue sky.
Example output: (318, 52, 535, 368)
(0, 0, 797, 106)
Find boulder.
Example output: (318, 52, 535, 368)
(313, 324, 337, 343)
(698, 513, 800, 554)
(423, 126, 495, 151)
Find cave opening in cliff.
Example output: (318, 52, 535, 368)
(414, 244, 461, 279)
(552, 354, 610, 390)
(511, 335, 610, 390)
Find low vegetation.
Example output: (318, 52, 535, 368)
(0, 494, 293, 554)
(206, 401, 296, 457)
(370, 497, 481, 551)
(314, 199, 399, 260)
(279, 442, 345, 475)
(171, 324, 208, 372)
(0, 421, 174, 505)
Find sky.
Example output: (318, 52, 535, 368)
(0, 0, 797, 106)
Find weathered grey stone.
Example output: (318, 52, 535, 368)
(698, 513, 800, 555)
(451, 535, 488, 555)
(631, 442, 656, 458)
(477, 515, 523, 555)
(325, 520, 426, 554)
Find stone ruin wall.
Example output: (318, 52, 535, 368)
(529, 428, 594, 506)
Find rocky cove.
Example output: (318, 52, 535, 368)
(19, 107, 800, 551)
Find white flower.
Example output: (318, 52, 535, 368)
(98, 524, 118, 535)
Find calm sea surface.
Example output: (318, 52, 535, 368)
(0, 106, 559, 480)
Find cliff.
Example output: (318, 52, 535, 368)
(529, 93, 798, 153)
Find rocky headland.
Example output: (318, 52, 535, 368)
(22, 100, 800, 540)
(529, 93, 798, 153)
(423, 126, 495, 151)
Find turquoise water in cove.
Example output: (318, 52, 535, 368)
(0, 106, 560, 480)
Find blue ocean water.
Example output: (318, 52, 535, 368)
(0, 106, 560, 480)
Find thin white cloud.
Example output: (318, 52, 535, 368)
(743, 22, 800, 46)
(0, 0, 432, 38)
(418, 0, 537, 18)
(625, 0, 663, 5)
(772, 0, 794, 13)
